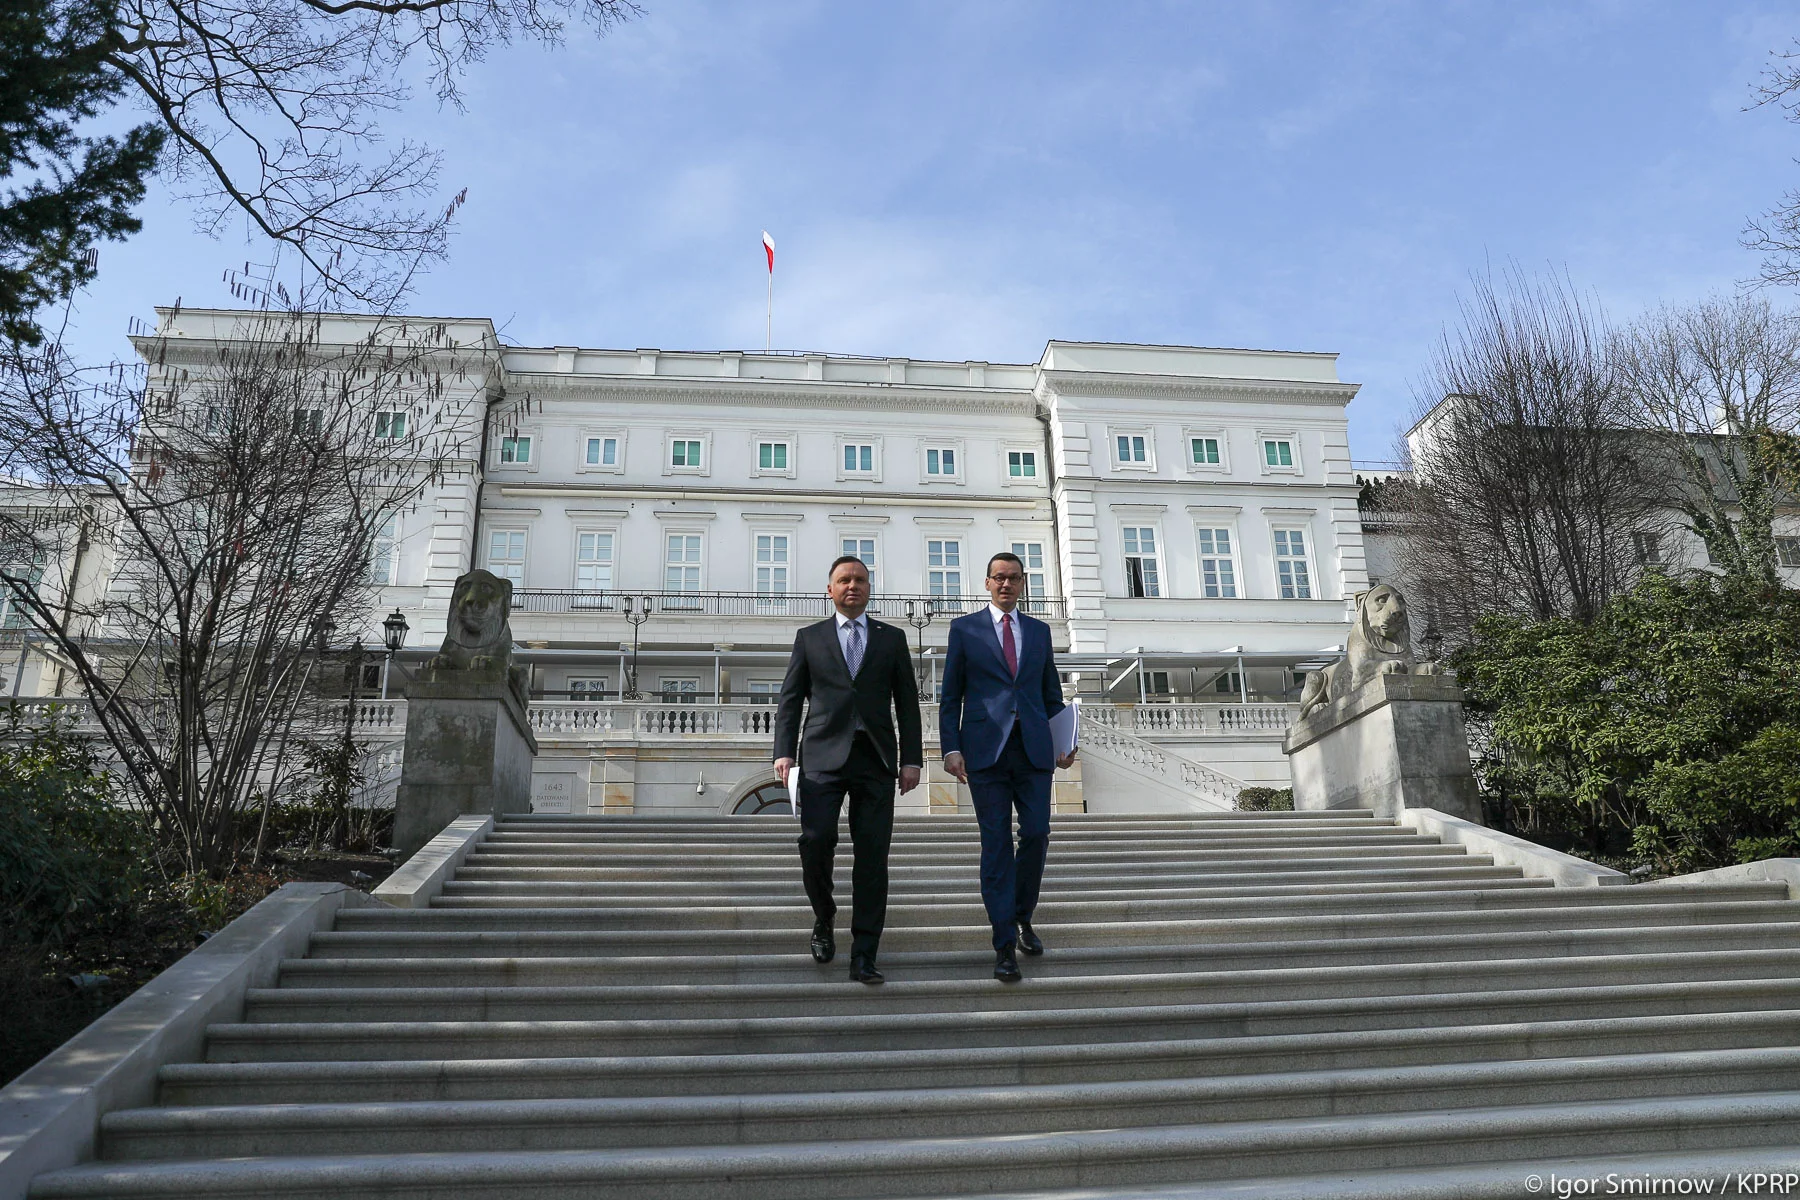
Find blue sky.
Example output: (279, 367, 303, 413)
(57, 1, 1800, 458)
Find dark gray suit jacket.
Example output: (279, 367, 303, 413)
(772, 616, 923, 776)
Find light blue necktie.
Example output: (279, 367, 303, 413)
(846, 620, 864, 677)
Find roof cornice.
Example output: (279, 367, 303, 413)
(499, 372, 1037, 415)
(1037, 370, 1359, 407)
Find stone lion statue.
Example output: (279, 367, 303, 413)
(428, 568, 527, 700)
(1297, 584, 1432, 720)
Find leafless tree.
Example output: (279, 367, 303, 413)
(1747, 42, 1800, 287)
(1613, 295, 1800, 585)
(1387, 267, 1665, 642)
(0, 303, 482, 873)
(97, 0, 639, 306)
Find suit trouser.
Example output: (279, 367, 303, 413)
(967, 724, 1053, 951)
(796, 734, 896, 959)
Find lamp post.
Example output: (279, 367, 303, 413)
(622, 595, 650, 699)
(380, 609, 408, 701)
(903, 598, 935, 690)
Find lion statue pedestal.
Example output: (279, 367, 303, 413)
(1281, 585, 1481, 824)
(393, 569, 540, 858)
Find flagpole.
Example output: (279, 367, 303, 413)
(762, 230, 775, 352)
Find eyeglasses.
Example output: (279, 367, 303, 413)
(988, 573, 1023, 585)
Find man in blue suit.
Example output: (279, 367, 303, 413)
(940, 551, 1076, 982)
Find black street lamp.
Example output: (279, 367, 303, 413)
(380, 609, 408, 701)
(903, 598, 935, 689)
(622, 595, 650, 699)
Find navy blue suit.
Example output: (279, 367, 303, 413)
(939, 606, 1066, 950)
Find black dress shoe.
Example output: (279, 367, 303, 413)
(1017, 922, 1044, 956)
(810, 920, 835, 964)
(848, 953, 884, 985)
(994, 946, 1022, 983)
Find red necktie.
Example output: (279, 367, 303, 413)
(1001, 613, 1018, 676)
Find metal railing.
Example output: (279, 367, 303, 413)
(511, 591, 1066, 620)
(1082, 702, 1297, 737)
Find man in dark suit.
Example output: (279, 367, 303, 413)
(773, 555, 923, 984)
(940, 551, 1075, 982)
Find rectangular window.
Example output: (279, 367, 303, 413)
(575, 531, 614, 601)
(925, 447, 956, 476)
(755, 534, 790, 607)
(500, 435, 532, 464)
(0, 553, 45, 629)
(1008, 450, 1037, 478)
(1010, 540, 1048, 610)
(1632, 531, 1665, 566)
(372, 411, 407, 440)
(758, 442, 788, 471)
(1273, 528, 1312, 599)
(568, 677, 610, 699)
(659, 677, 700, 704)
(586, 436, 619, 466)
(205, 405, 222, 434)
(1116, 434, 1147, 463)
(487, 529, 526, 585)
(1196, 528, 1237, 598)
(747, 680, 781, 705)
(368, 515, 398, 585)
(293, 408, 323, 437)
(927, 539, 962, 597)
(1122, 526, 1161, 597)
(1214, 671, 1244, 695)
(1777, 536, 1800, 568)
(670, 439, 702, 469)
(1146, 670, 1172, 697)
(664, 533, 702, 593)
(1263, 439, 1294, 468)
(843, 443, 875, 473)
(1191, 437, 1220, 465)
(841, 537, 876, 583)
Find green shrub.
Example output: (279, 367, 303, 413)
(0, 705, 148, 945)
(1236, 786, 1294, 811)
(1455, 574, 1800, 869)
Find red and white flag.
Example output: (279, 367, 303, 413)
(762, 230, 776, 273)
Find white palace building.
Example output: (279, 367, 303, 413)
(3, 309, 1375, 816)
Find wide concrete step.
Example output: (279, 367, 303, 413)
(941, 1148, 1800, 1200)
(479, 821, 1409, 843)
(204, 977, 1800, 1061)
(443, 855, 1515, 890)
(34, 1092, 1800, 1199)
(325, 884, 1777, 940)
(240, 945, 1800, 1023)
(309, 899, 1800, 957)
(320, 901, 1800, 955)
(158, 1008, 1800, 1105)
(471, 831, 1435, 856)
(496, 811, 1381, 827)
(277, 922, 1800, 987)
(102, 1046, 1800, 1160)
(456, 844, 1472, 871)
(165, 1007, 1800, 1101)
(435, 871, 1549, 907)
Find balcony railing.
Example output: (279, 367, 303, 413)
(511, 590, 1066, 620)
(1082, 702, 1296, 737)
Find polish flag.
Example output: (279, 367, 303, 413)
(762, 231, 775, 273)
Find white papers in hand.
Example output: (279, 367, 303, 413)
(1050, 700, 1079, 758)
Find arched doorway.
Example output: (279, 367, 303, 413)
(732, 781, 792, 815)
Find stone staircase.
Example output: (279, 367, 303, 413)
(28, 810, 1800, 1198)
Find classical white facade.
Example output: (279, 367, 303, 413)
(6, 309, 1373, 814)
